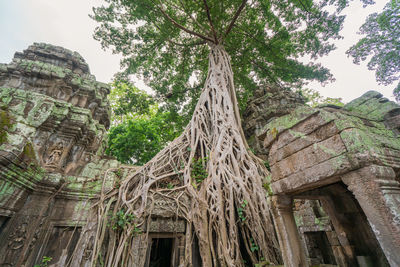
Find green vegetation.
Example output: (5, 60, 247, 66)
(109, 208, 140, 233)
(250, 237, 259, 252)
(0, 108, 12, 145)
(263, 182, 274, 197)
(190, 156, 209, 187)
(108, 80, 155, 122)
(237, 199, 248, 222)
(34, 256, 52, 267)
(263, 160, 271, 172)
(347, 1, 400, 101)
(91, 0, 365, 120)
(297, 88, 344, 107)
(106, 81, 183, 165)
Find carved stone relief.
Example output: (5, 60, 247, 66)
(44, 141, 64, 168)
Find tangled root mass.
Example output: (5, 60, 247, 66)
(81, 45, 281, 267)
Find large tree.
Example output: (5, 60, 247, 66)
(347, 0, 400, 101)
(84, 0, 372, 266)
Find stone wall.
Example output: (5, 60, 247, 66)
(243, 85, 305, 158)
(0, 43, 187, 267)
(0, 43, 123, 266)
(252, 91, 400, 266)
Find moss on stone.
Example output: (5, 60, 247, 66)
(22, 142, 37, 162)
(294, 214, 303, 227)
(18, 59, 72, 79)
(0, 108, 12, 145)
(260, 105, 315, 141)
(0, 87, 14, 104)
(344, 90, 400, 121)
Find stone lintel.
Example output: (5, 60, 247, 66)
(270, 154, 348, 195)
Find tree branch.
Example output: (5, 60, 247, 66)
(156, 4, 215, 43)
(202, 0, 219, 44)
(223, 0, 247, 39)
(178, 0, 209, 33)
(168, 39, 207, 47)
(152, 21, 206, 47)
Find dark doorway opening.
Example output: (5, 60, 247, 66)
(304, 231, 336, 265)
(295, 182, 390, 266)
(192, 233, 202, 267)
(149, 238, 174, 267)
(0, 216, 10, 235)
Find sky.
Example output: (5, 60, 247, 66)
(0, 0, 394, 103)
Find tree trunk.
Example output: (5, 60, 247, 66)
(79, 44, 281, 267)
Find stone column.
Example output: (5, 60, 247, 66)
(271, 195, 307, 267)
(320, 196, 356, 266)
(341, 165, 400, 266)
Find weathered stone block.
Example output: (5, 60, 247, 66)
(147, 218, 186, 233)
(271, 154, 350, 194)
(270, 121, 340, 165)
(271, 134, 346, 181)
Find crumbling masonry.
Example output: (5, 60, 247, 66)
(0, 44, 399, 266)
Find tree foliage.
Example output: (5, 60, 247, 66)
(109, 80, 155, 119)
(107, 81, 183, 165)
(92, 0, 370, 116)
(347, 0, 400, 101)
(106, 110, 182, 165)
(298, 88, 344, 107)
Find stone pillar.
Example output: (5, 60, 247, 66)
(271, 195, 307, 267)
(176, 235, 185, 265)
(341, 165, 400, 266)
(320, 196, 356, 266)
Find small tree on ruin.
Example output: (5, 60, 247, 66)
(83, 0, 373, 266)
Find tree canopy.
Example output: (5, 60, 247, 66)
(298, 88, 344, 107)
(92, 0, 372, 118)
(347, 0, 400, 101)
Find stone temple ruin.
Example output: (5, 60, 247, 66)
(0, 44, 399, 266)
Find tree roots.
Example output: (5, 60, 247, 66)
(84, 45, 281, 267)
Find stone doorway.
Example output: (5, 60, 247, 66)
(145, 233, 182, 267)
(303, 231, 336, 265)
(273, 182, 391, 267)
(0, 216, 10, 235)
(148, 238, 173, 267)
